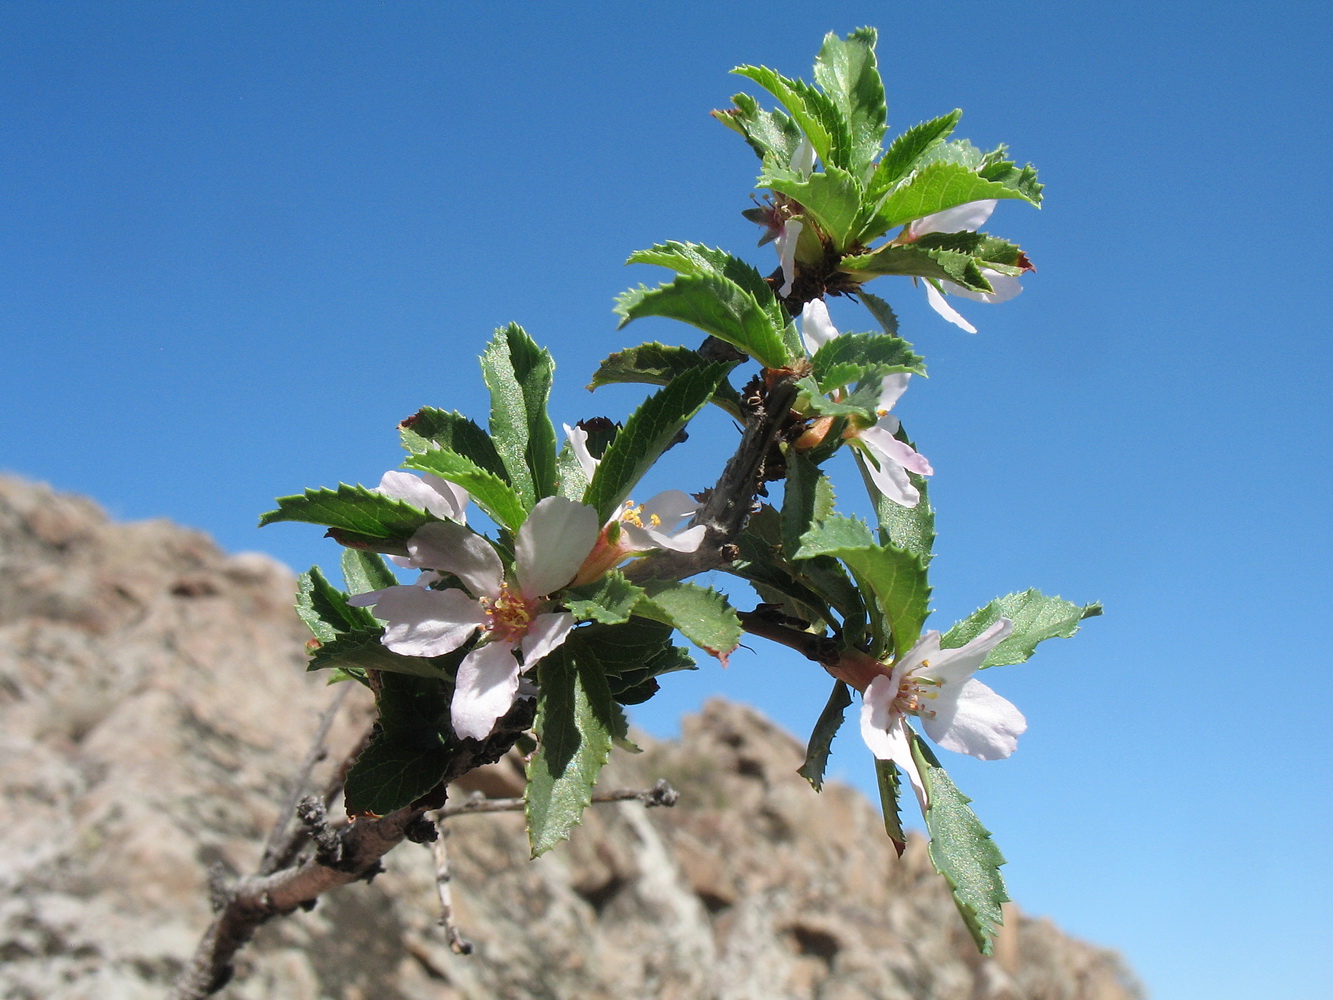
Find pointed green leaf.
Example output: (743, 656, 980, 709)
(873, 161, 1041, 232)
(296, 565, 377, 641)
(341, 548, 398, 596)
(308, 627, 452, 679)
(874, 758, 908, 856)
(797, 515, 930, 658)
(582, 363, 727, 521)
(526, 640, 616, 856)
(813, 27, 886, 175)
(636, 579, 742, 660)
(858, 290, 899, 335)
(810, 330, 925, 393)
(260, 485, 436, 547)
(943, 590, 1102, 667)
(760, 163, 866, 250)
(731, 64, 849, 168)
(912, 736, 1009, 954)
(866, 109, 963, 205)
(344, 736, 452, 816)
(799, 679, 852, 791)
(589, 342, 745, 420)
(403, 448, 527, 535)
(616, 274, 790, 369)
(841, 240, 994, 291)
(565, 570, 646, 625)
(627, 242, 785, 327)
(399, 407, 508, 480)
(711, 90, 805, 165)
(480, 323, 559, 507)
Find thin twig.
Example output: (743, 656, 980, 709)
(421, 813, 473, 955)
(259, 684, 352, 875)
(440, 778, 680, 818)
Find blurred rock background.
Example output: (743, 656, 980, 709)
(0, 476, 1142, 999)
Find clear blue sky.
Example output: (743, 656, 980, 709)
(3, 4, 1329, 998)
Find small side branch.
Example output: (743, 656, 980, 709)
(440, 778, 680, 818)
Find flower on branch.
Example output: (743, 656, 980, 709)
(375, 470, 469, 524)
(774, 137, 815, 296)
(905, 200, 1022, 334)
(349, 496, 600, 740)
(858, 618, 1026, 812)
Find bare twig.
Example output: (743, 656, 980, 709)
(439, 778, 680, 818)
(421, 813, 473, 955)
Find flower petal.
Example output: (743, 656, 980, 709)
(947, 269, 1023, 305)
(376, 470, 468, 523)
(451, 641, 522, 740)
(408, 521, 503, 598)
(924, 281, 978, 334)
(925, 677, 1027, 760)
(519, 611, 576, 666)
(515, 496, 600, 598)
(799, 298, 839, 355)
(923, 618, 1013, 685)
(775, 219, 803, 297)
(860, 676, 928, 812)
(908, 199, 996, 238)
(875, 372, 910, 415)
(789, 136, 816, 175)
(564, 423, 599, 481)
(351, 585, 486, 657)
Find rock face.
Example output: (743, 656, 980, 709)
(0, 476, 1142, 1000)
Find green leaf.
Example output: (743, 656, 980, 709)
(858, 290, 899, 335)
(296, 565, 377, 641)
(526, 641, 616, 856)
(398, 407, 509, 480)
(345, 672, 452, 816)
(813, 27, 886, 176)
(873, 161, 1042, 231)
(576, 617, 696, 706)
(978, 147, 1044, 205)
(582, 363, 727, 521)
(615, 274, 790, 369)
(731, 64, 850, 168)
(854, 434, 936, 563)
(913, 736, 1009, 954)
(260, 485, 436, 548)
(711, 90, 805, 165)
(636, 580, 742, 661)
(308, 627, 452, 680)
(565, 570, 645, 625)
(759, 163, 866, 250)
(403, 448, 528, 535)
(341, 548, 398, 596)
(810, 330, 925, 393)
(627, 242, 785, 328)
(797, 515, 930, 658)
(480, 323, 559, 507)
(588, 342, 745, 420)
(942, 590, 1102, 668)
(874, 758, 908, 856)
(841, 239, 996, 292)
(799, 680, 852, 791)
(796, 375, 879, 424)
(866, 109, 963, 205)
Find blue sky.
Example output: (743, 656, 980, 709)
(3, 4, 1330, 998)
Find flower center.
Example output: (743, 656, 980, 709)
(894, 667, 941, 719)
(619, 500, 661, 531)
(481, 584, 536, 643)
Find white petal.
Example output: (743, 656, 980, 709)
(924, 281, 978, 334)
(860, 676, 928, 812)
(408, 521, 503, 598)
(799, 298, 839, 354)
(908, 199, 996, 238)
(789, 136, 816, 175)
(947, 269, 1023, 305)
(775, 219, 802, 296)
(451, 641, 522, 740)
(923, 618, 1014, 685)
(857, 441, 919, 507)
(860, 422, 934, 477)
(515, 496, 600, 598)
(564, 423, 599, 480)
(925, 678, 1027, 760)
(376, 471, 468, 523)
(875, 372, 910, 414)
(519, 611, 576, 666)
(653, 522, 707, 553)
(354, 585, 486, 658)
(639, 490, 699, 532)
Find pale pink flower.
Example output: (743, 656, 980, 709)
(859, 618, 1026, 812)
(349, 496, 600, 740)
(907, 199, 1022, 334)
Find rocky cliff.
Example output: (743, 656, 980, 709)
(0, 476, 1141, 1000)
